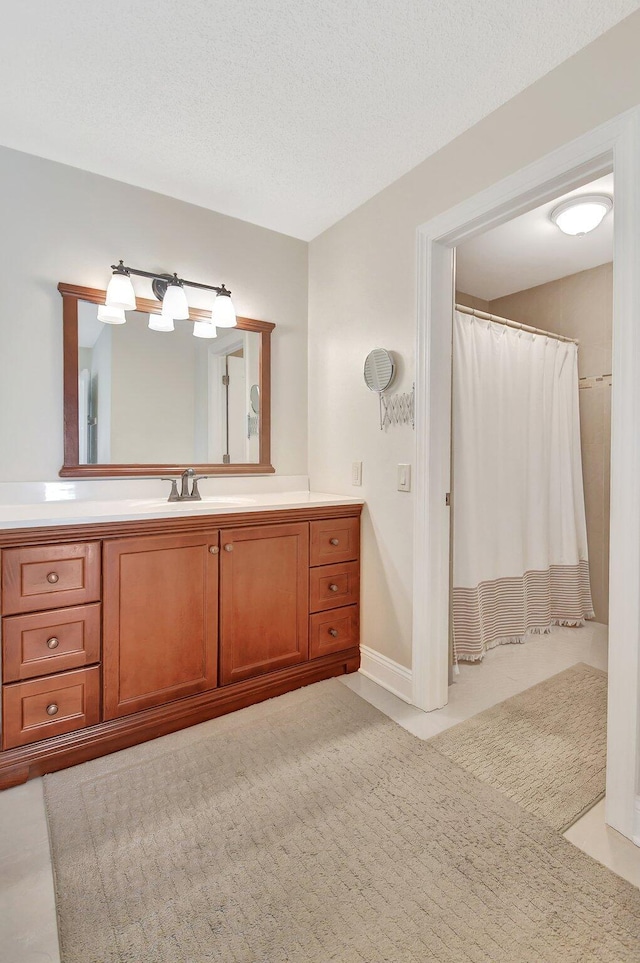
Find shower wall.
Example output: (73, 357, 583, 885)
(487, 262, 613, 624)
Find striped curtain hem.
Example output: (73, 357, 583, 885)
(452, 561, 594, 663)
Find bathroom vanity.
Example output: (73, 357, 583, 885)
(0, 495, 362, 788)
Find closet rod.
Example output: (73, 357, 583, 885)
(455, 303, 579, 345)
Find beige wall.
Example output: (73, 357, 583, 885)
(308, 12, 640, 668)
(0, 146, 308, 481)
(455, 292, 491, 312)
(490, 264, 612, 624)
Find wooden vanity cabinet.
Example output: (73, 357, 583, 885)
(219, 522, 309, 685)
(103, 532, 220, 719)
(0, 504, 361, 788)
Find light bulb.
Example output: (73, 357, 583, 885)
(148, 313, 174, 332)
(106, 267, 136, 310)
(550, 194, 612, 236)
(162, 281, 189, 320)
(97, 304, 127, 325)
(193, 320, 218, 339)
(212, 290, 236, 328)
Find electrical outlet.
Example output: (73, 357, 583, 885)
(352, 461, 362, 486)
(397, 464, 411, 492)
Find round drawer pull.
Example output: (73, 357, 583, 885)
(329, 629, 339, 638)
(224, 544, 233, 552)
(209, 546, 219, 555)
(329, 583, 339, 592)
(329, 538, 339, 546)
(46, 572, 60, 584)
(46, 703, 59, 716)
(46, 637, 60, 650)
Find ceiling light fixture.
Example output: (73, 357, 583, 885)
(550, 194, 613, 236)
(101, 260, 237, 335)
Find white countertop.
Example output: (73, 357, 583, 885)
(0, 490, 363, 530)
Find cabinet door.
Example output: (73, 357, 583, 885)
(220, 523, 309, 685)
(103, 532, 219, 720)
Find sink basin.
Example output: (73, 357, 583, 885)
(126, 496, 257, 510)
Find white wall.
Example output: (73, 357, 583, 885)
(308, 12, 640, 669)
(0, 147, 308, 480)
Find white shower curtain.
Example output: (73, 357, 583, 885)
(452, 311, 594, 662)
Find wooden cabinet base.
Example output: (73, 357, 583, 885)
(0, 647, 360, 790)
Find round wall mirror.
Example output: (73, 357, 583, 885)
(364, 348, 395, 392)
(249, 383, 260, 414)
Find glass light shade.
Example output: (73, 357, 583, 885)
(550, 194, 612, 236)
(162, 283, 190, 320)
(97, 304, 126, 325)
(106, 272, 136, 310)
(212, 293, 236, 328)
(148, 313, 174, 332)
(193, 320, 218, 339)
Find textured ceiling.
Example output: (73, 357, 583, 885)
(0, 2, 637, 240)
(456, 174, 614, 300)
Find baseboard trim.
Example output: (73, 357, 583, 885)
(633, 795, 640, 847)
(359, 645, 413, 704)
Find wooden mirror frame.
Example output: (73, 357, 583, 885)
(59, 282, 275, 477)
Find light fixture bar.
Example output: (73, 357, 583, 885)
(111, 262, 231, 297)
(102, 260, 237, 335)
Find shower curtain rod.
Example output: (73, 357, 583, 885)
(455, 303, 579, 345)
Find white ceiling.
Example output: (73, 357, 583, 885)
(456, 174, 614, 301)
(0, 2, 637, 240)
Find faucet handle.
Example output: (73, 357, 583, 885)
(190, 476, 212, 500)
(160, 478, 180, 502)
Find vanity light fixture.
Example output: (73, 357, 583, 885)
(97, 304, 127, 325)
(148, 313, 175, 333)
(102, 261, 237, 335)
(550, 194, 613, 236)
(105, 262, 137, 310)
(193, 320, 218, 339)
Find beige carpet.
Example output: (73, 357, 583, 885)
(429, 662, 607, 833)
(44, 677, 640, 963)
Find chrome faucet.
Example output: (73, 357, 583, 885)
(160, 468, 211, 502)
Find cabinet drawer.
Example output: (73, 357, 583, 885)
(310, 561, 360, 613)
(310, 606, 359, 658)
(310, 517, 359, 566)
(2, 542, 101, 615)
(2, 603, 101, 683)
(2, 666, 100, 749)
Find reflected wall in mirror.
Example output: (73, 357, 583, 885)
(60, 284, 274, 476)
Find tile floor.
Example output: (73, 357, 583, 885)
(1, 621, 638, 962)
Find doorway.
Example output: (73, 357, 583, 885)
(449, 173, 611, 685)
(413, 108, 640, 843)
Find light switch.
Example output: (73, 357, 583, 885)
(352, 461, 362, 486)
(397, 464, 411, 492)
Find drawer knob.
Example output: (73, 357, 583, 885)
(46, 572, 60, 584)
(46, 637, 60, 650)
(46, 703, 59, 716)
(329, 628, 339, 638)
(329, 583, 339, 592)
(329, 538, 339, 546)
(224, 544, 233, 552)
(209, 546, 219, 555)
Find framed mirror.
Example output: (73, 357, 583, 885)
(59, 283, 275, 476)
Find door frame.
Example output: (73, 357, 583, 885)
(413, 106, 640, 843)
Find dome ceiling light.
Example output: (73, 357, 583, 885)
(549, 194, 613, 237)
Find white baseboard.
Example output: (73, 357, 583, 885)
(633, 795, 640, 848)
(358, 645, 413, 704)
